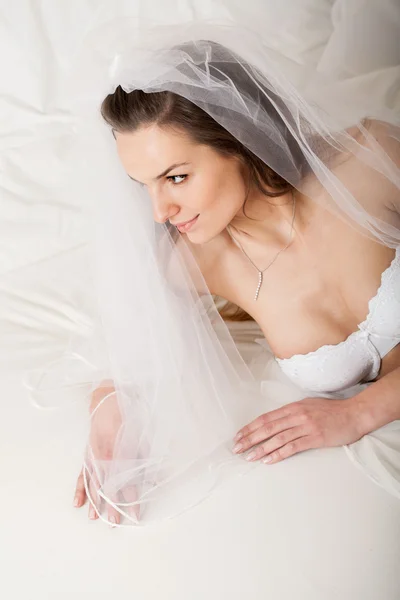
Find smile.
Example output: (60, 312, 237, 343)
(174, 215, 199, 233)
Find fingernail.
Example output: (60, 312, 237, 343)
(109, 516, 117, 526)
(234, 432, 243, 442)
(89, 506, 96, 519)
(74, 496, 80, 507)
(246, 451, 256, 461)
(233, 443, 243, 453)
(263, 455, 273, 463)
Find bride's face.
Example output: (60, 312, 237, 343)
(114, 125, 248, 243)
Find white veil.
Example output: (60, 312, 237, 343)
(22, 17, 400, 527)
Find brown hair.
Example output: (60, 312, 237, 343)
(100, 44, 303, 320)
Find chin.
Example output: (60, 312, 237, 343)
(186, 225, 223, 245)
(184, 230, 206, 244)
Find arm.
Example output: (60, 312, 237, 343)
(351, 365, 400, 436)
(231, 367, 400, 466)
(89, 379, 116, 414)
(347, 119, 400, 434)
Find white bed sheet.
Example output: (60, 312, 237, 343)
(1, 2, 400, 599)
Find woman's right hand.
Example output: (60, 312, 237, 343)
(73, 381, 140, 526)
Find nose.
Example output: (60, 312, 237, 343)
(151, 190, 179, 224)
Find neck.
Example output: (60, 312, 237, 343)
(228, 187, 300, 248)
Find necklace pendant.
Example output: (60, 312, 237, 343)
(254, 271, 263, 301)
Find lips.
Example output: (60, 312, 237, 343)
(174, 214, 199, 233)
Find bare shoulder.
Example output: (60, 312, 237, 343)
(334, 118, 400, 219)
(343, 118, 399, 171)
(362, 118, 400, 216)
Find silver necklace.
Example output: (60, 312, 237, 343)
(227, 191, 296, 301)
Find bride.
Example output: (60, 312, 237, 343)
(47, 31, 400, 527)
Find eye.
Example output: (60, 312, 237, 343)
(166, 174, 187, 185)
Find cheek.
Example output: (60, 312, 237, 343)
(186, 168, 246, 243)
(195, 169, 246, 214)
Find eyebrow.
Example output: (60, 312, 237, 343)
(128, 162, 190, 184)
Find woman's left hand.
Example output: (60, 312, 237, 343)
(232, 396, 366, 464)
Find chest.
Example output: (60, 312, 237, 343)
(213, 215, 397, 365)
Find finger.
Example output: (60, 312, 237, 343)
(261, 433, 320, 464)
(233, 415, 300, 454)
(243, 426, 306, 461)
(87, 467, 101, 520)
(234, 406, 293, 442)
(106, 490, 122, 527)
(73, 467, 87, 508)
(121, 485, 141, 522)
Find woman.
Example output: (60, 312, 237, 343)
(26, 28, 400, 528)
